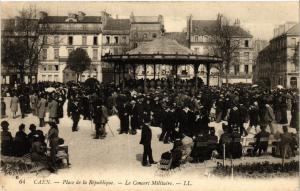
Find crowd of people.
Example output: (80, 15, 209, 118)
(0, 79, 299, 169)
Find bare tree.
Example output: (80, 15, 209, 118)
(206, 14, 241, 85)
(2, 6, 51, 84)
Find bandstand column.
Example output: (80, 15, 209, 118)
(153, 64, 156, 79)
(206, 63, 211, 86)
(132, 64, 136, 80)
(122, 63, 126, 89)
(194, 63, 200, 90)
(113, 63, 116, 84)
(144, 63, 147, 91)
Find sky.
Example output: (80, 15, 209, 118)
(1, 1, 299, 41)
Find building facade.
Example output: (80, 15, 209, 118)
(186, 16, 254, 85)
(37, 11, 103, 83)
(101, 11, 131, 83)
(256, 22, 299, 88)
(129, 13, 165, 49)
(252, 39, 269, 83)
(1, 19, 39, 85)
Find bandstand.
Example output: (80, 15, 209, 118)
(102, 36, 223, 89)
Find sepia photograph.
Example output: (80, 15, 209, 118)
(0, 1, 299, 191)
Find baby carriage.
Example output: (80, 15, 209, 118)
(159, 140, 184, 170)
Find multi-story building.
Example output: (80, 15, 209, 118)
(129, 13, 165, 79)
(129, 12, 165, 49)
(101, 11, 131, 82)
(186, 16, 254, 85)
(37, 11, 103, 83)
(1, 18, 39, 85)
(256, 22, 299, 88)
(252, 39, 269, 84)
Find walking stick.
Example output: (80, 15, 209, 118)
(106, 121, 115, 137)
(223, 143, 225, 166)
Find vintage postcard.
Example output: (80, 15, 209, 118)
(0, 1, 299, 191)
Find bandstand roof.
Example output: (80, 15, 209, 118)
(102, 36, 222, 64)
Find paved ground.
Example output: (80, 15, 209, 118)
(1, 97, 298, 191)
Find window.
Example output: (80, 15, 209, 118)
(93, 36, 98, 45)
(43, 66, 47, 71)
(143, 33, 147, 39)
(234, 52, 240, 62)
(93, 49, 98, 60)
(106, 36, 110, 44)
(68, 36, 73, 45)
(114, 36, 118, 44)
(82, 36, 87, 45)
(43, 36, 47, 45)
(54, 75, 58, 82)
(195, 36, 198, 42)
(290, 38, 296, 47)
(245, 65, 249, 74)
(290, 77, 297, 88)
(68, 49, 73, 56)
(244, 52, 249, 62)
(42, 75, 46, 81)
(54, 36, 59, 45)
(194, 48, 199, 53)
(234, 65, 240, 75)
(48, 75, 52, 81)
(245, 40, 249, 47)
(48, 65, 52, 71)
(42, 49, 47, 60)
(55, 65, 59, 71)
(54, 49, 59, 59)
(152, 33, 157, 38)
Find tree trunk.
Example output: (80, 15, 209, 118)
(76, 73, 79, 83)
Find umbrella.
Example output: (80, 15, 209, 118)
(45, 87, 56, 93)
(277, 85, 284, 89)
(252, 84, 258, 88)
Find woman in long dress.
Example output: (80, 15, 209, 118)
(10, 93, 19, 118)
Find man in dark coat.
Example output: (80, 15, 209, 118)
(118, 101, 130, 134)
(93, 98, 108, 139)
(159, 105, 175, 143)
(1, 121, 13, 156)
(18, 93, 26, 118)
(14, 123, 30, 157)
(228, 104, 247, 136)
(130, 100, 143, 134)
(70, 98, 80, 132)
(140, 114, 157, 166)
(253, 125, 270, 156)
(178, 106, 195, 137)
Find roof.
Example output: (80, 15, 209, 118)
(286, 23, 299, 36)
(164, 32, 189, 47)
(103, 18, 130, 34)
(127, 36, 195, 55)
(191, 20, 252, 37)
(132, 16, 160, 23)
(42, 16, 102, 23)
(191, 20, 216, 35)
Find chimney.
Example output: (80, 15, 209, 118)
(116, 14, 118, 19)
(234, 19, 240, 27)
(130, 12, 135, 23)
(77, 11, 86, 21)
(158, 15, 164, 25)
(101, 10, 110, 26)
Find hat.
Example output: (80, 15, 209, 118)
(1, 120, 9, 130)
(29, 124, 36, 131)
(130, 100, 136, 104)
(154, 97, 159, 101)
